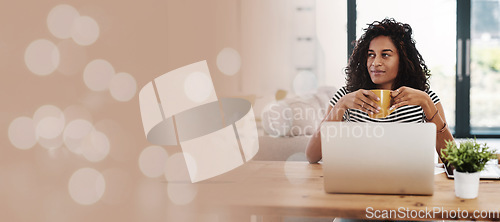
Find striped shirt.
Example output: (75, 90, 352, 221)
(329, 86, 440, 123)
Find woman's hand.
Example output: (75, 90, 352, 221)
(338, 89, 381, 115)
(390, 86, 431, 110)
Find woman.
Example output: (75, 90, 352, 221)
(306, 18, 454, 164)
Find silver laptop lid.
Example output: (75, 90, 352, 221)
(320, 122, 435, 195)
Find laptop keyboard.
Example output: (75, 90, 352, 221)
(481, 164, 500, 178)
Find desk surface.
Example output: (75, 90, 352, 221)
(195, 161, 500, 221)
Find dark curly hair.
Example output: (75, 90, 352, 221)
(345, 18, 430, 92)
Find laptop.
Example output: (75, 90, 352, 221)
(444, 160, 500, 179)
(320, 122, 435, 195)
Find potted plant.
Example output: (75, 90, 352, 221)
(440, 139, 497, 199)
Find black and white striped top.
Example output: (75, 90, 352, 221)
(329, 86, 440, 123)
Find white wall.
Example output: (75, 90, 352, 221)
(316, 0, 348, 89)
(240, 0, 294, 96)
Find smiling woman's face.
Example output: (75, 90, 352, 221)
(366, 35, 400, 90)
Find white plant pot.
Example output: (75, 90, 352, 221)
(454, 169, 480, 199)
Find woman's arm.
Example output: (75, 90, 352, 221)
(305, 106, 336, 164)
(305, 90, 381, 163)
(432, 103, 454, 159)
(422, 102, 454, 162)
(391, 87, 454, 160)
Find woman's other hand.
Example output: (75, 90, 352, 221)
(390, 86, 431, 110)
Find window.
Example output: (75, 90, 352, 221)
(470, 0, 500, 134)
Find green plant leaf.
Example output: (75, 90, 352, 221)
(440, 138, 497, 173)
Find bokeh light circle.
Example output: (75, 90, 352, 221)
(216, 47, 241, 76)
(109, 72, 137, 102)
(8, 117, 37, 150)
(81, 130, 110, 162)
(33, 104, 65, 140)
(68, 168, 105, 205)
(64, 119, 94, 154)
(83, 59, 115, 91)
(167, 183, 198, 206)
(25, 39, 60, 76)
(37, 135, 64, 150)
(293, 70, 318, 95)
(47, 4, 80, 39)
(36, 117, 65, 140)
(33, 105, 64, 123)
(139, 146, 168, 178)
(71, 16, 100, 46)
(183, 72, 213, 103)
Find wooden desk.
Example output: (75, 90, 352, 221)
(195, 161, 500, 221)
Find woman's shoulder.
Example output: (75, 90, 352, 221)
(336, 86, 350, 95)
(424, 88, 441, 104)
(329, 86, 350, 106)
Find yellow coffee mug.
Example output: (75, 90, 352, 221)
(369, 90, 393, 119)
